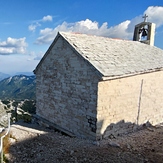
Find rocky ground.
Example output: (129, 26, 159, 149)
(5, 122, 163, 163)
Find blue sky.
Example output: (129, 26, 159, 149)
(0, 0, 163, 75)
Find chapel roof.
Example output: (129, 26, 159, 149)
(59, 32, 163, 79)
(34, 32, 163, 80)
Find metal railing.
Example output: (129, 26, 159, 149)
(0, 113, 11, 163)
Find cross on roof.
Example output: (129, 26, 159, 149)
(143, 14, 148, 22)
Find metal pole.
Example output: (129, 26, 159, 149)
(0, 113, 11, 163)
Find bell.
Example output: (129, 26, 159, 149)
(142, 28, 148, 37)
(138, 29, 142, 34)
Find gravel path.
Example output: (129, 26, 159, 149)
(5, 122, 163, 163)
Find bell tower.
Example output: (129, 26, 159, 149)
(133, 14, 155, 46)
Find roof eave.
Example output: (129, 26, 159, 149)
(102, 67, 163, 81)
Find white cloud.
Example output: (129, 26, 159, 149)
(40, 28, 53, 35)
(35, 6, 163, 45)
(42, 15, 53, 22)
(28, 15, 53, 32)
(28, 25, 36, 32)
(144, 6, 163, 27)
(76, 19, 98, 30)
(104, 21, 131, 39)
(0, 37, 27, 55)
(27, 51, 44, 61)
(35, 19, 132, 44)
(35, 28, 59, 44)
(28, 22, 41, 32)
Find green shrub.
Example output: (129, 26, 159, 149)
(23, 113, 31, 123)
(20, 100, 36, 114)
(1, 100, 10, 105)
(12, 101, 19, 107)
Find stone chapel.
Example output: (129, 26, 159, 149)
(34, 16, 163, 140)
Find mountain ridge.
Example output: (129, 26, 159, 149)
(0, 75, 36, 100)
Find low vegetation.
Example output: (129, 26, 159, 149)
(0, 75, 36, 162)
(1, 99, 36, 115)
(0, 99, 36, 162)
(0, 131, 17, 163)
(1, 99, 36, 125)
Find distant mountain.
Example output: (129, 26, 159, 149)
(0, 75, 36, 100)
(14, 72, 34, 76)
(0, 72, 10, 81)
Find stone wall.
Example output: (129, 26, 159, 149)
(97, 71, 163, 139)
(36, 35, 163, 140)
(35, 36, 100, 139)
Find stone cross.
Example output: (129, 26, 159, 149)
(143, 14, 148, 22)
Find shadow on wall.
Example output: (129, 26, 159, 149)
(97, 79, 151, 139)
(97, 119, 152, 140)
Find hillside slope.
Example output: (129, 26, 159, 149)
(0, 75, 36, 100)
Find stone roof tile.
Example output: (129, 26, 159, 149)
(60, 32, 163, 79)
